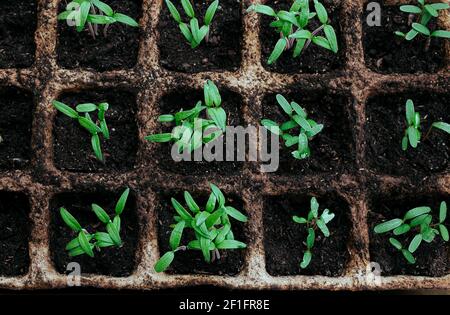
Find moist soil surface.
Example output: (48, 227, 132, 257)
(158, 0, 242, 72)
(156, 191, 247, 275)
(262, 90, 355, 175)
(152, 88, 245, 176)
(0, 192, 30, 276)
(365, 91, 449, 177)
(0, 0, 37, 68)
(368, 192, 449, 277)
(260, 0, 343, 74)
(263, 192, 350, 276)
(50, 190, 139, 276)
(53, 89, 138, 173)
(0, 87, 34, 170)
(362, 3, 445, 74)
(57, 0, 142, 71)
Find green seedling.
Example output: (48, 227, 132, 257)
(374, 201, 448, 264)
(165, 0, 219, 48)
(247, 0, 338, 64)
(52, 100, 110, 162)
(145, 80, 226, 153)
(292, 197, 335, 269)
(154, 183, 248, 272)
(395, 0, 450, 50)
(60, 188, 130, 257)
(58, 0, 139, 39)
(261, 94, 323, 160)
(402, 99, 450, 151)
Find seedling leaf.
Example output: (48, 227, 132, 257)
(170, 221, 185, 250)
(92, 204, 110, 224)
(115, 188, 130, 215)
(155, 251, 175, 272)
(374, 218, 403, 234)
(60, 207, 82, 232)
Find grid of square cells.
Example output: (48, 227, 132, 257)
(0, 0, 449, 290)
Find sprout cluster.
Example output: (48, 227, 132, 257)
(59, 188, 130, 257)
(165, 0, 219, 48)
(374, 201, 448, 264)
(145, 80, 226, 153)
(58, 0, 139, 39)
(261, 94, 324, 160)
(402, 99, 450, 151)
(247, 0, 338, 64)
(154, 183, 247, 272)
(395, 0, 450, 44)
(52, 100, 110, 162)
(292, 197, 335, 269)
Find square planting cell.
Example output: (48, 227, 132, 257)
(262, 90, 355, 175)
(368, 192, 449, 277)
(260, 0, 344, 74)
(156, 190, 247, 275)
(362, 1, 445, 74)
(365, 91, 450, 177)
(151, 87, 245, 176)
(53, 89, 138, 172)
(56, 0, 142, 71)
(0, 191, 30, 277)
(158, 0, 243, 72)
(0, 86, 33, 170)
(50, 190, 139, 276)
(263, 192, 350, 276)
(0, 0, 37, 68)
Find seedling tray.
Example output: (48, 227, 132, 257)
(0, 0, 449, 291)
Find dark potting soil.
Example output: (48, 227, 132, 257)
(50, 190, 139, 276)
(56, 0, 142, 71)
(362, 3, 445, 74)
(262, 91, 355, 175)
(368, 192, 449, 276)
(153, 88, 245, 176)
(260, 0, 343, 74)
(0, 0, 37, 68)
(365, 91, 449, 177)
(264, 192, 350, 276)
(53, 89, 138, 173)
(0, 87, 33, 170)
(0, 191, 30, 276)
(156, 191, 247, 275)
(158, 0, 242, 72)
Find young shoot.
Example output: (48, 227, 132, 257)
(402, 99, 450, 151)
(58, 0, 139, 39)
(165, 0, 219, 48)
(247, 0, 338, 64)
(154, 183, 248, 272)
(374, 201, 448, 264)
(395, 0, 450, 50)
(292, 197, 335, 269)
(59, 188, 130, 258)
(52, 100, 110, 162)
(261, 94, 324, 160)
(145, 80, 226, 153)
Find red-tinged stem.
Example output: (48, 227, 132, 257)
(205, 27, 210, 43)
(302, 24, 325, 53)
(408, 13, 415, 26)
(103, 24, 109, 37)
(422, 126, 434, 142)
(424, 37, 431, 52)
(90, 5, 98, 36)
(280, 27, 296, 50)
(87, 22, 96, 39)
